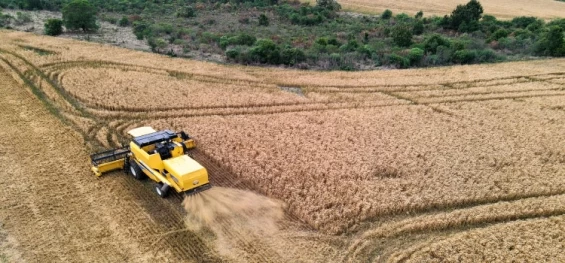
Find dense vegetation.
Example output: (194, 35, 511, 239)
(1, 0, 565, 70)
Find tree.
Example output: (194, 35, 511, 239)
(446, 0, 483, 31)
(381, 9, 392, 20)
(44, 18, 63, 36)
(391, 25, 413, 47)
(535, 26, 565, 57)
(62, 0, 98, 32)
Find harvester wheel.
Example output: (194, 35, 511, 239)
(155, 183, 170, 198)
(129, 160, 146, 180)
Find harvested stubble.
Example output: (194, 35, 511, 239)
(333, 0, 565, 20)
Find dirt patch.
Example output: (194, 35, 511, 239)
(2, 10, 149, 51)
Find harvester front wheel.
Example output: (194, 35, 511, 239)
(129, 160, 146, 180)
(155, 183, 170, 198)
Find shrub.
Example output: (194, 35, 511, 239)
(327, 37, 340, 46)
(458, 20, 479, 33)
(200, 31, 220, 44)
(452, 49, 477, 64)
(220, 33, 257, 49)
(277, 4, 334, 26)
(315, 37, 328, 46)
(424, 34, 451, 53)
(526, 20, 544, 32)
(547, 19, 565, 29)
(513, 29, 535, 40)
(15, 11, 32, 25)
(226, 47, 241, 60)
(413, 20, 424, 35)
(381, 9, 392, 20)
(339, 39, 359, 52)
(118, 16, 129, 27)
(154, 23, 174, 35)
(258, 13, 269, 26)
(395, 13, 411, 22)
(105, 16, 118, 24)
(44, 18, 63, 36)
(476, 49, 497, 62)
(316, 0, 341, 11)
(388, 53, 409, 68)
(392, 25, 413, 47)
(147, 37, 168, 52)
(511, 16, 537, 28)
(487, 29, 509, 42)
(281, 47, 306, 65)
(535, 26, 565, 57)
(177, 6, 196, 18)
(0, 12, 9, 28)
(249, 39, 281, 64)
(133, 22, 150, 40)
(415, 10, 423, 19)
(408, 48, 424, 65)
(436, 45, 454, 63)
(24, 0, 42, 10)
(357, 45, 373, 58)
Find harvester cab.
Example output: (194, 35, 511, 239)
(90, 127, 211, 197)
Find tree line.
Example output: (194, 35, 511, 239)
(1, 0, 564, 70)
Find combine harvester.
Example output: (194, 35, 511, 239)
(90, 127, 211, 197)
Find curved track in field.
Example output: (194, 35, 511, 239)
(0, 49, 333, 263)
(2, 43, 565, 262)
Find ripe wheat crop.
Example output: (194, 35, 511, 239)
(1, 31, 565, 262)
(60, 66, 308, 111)
(333, 0, 565, 20)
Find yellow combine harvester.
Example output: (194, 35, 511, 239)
(90, 127, 210, 197)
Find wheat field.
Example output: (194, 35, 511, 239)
(333, 0, 565, 20)
(2, 30, 565, 262)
